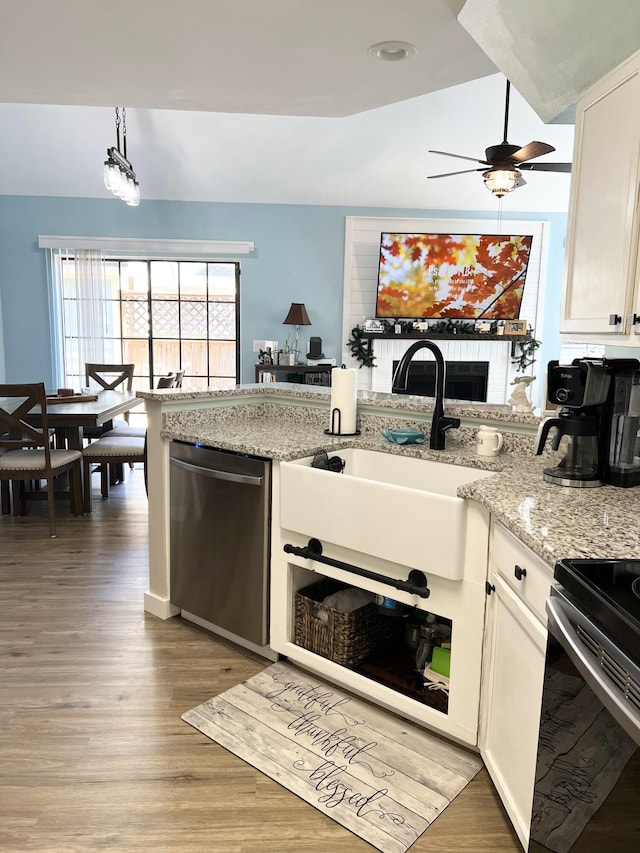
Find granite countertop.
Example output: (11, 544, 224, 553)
(157, 386, 640, 568)
(139, 382, 541, 426)
(458, 469, 640, 565)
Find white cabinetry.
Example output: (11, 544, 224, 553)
(479, 524, 550, 850)
(272, 458, 492, 748)
(561, 48, 640, 340)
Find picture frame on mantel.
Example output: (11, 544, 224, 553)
(504, 319, 527, 335)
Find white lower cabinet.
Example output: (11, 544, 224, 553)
(479, 525, 550, 850)
(271, 492, 492, 748)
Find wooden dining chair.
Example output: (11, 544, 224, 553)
(81, 433, 146, 512)
(99, 374, 175, 442)
(0, 447, 10, 514)
(85, 363, 135, 393)
(83, 373, 171, 502)
(157, 373, 176, 389)
(83, 363, 136, 439)
(0, 383, 84, 537)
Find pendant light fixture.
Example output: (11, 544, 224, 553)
(103, 107, 140, 206)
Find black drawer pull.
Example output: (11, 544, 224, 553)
(514, 565, 527, 581)
(485, 581, 496, 596)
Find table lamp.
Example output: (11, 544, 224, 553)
(282, 303, 311, 362)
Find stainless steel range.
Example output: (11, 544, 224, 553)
(529, 559, 640, 852)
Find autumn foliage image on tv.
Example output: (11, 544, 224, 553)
(375, 233, 533, 319)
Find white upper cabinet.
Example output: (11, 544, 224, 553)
(561, 49, 640, 340)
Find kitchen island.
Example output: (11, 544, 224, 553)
(139, 382, 640, 849)
(139, 382, 640, 619)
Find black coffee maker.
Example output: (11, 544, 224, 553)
(535, 357, 640, 488)
(601, 358, 640, 487)
(534, 359, 611, 487)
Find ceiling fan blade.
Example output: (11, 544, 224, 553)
(511, 141, 556, 162)
(519, 162, 572, 173)
(428, 167, 487, 179)
(429, 149, 490, 166)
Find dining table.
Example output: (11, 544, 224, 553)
(30, 390, 143, 450)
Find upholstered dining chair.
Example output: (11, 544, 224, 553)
(82, 373, 172, 506)
(81, 433, 146, 512)
(83, 363, 136, 439)
(85, 363, 135, 393)
(0, 383, 84, 537)
(99, 374, 175, 441)
(157, 373, 177, 389)
(174, 369, 185, 388)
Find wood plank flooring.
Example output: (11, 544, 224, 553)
(0, 470, 522, 852)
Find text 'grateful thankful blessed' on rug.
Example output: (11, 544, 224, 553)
(182, 661, 482, 853)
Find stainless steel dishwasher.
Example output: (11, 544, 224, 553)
(169, 441, 271, 652)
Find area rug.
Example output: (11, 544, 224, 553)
(182, 661, 482, 853)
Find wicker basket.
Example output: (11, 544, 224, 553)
(294, 579, 380, 668)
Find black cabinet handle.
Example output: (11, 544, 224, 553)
(514, 564, 527, 581)
(485, 581, 496, 596)
(609, 313, 622, 326)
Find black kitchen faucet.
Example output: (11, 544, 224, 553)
(391, 340, 461, 450)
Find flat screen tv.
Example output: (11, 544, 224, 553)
(375, 232, 533, 320)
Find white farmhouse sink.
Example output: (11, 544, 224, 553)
(280, 449, 495, 581)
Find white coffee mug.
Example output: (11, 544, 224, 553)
(476, 425, 503, 457)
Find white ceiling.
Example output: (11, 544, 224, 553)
(459, 0, 640, 123)
(0, 0, 578, 211)
(0, 0, 496, 117)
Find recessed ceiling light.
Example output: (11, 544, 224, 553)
(368, 41, 417, 62)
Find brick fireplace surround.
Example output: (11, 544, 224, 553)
(369, 338, 516, 405)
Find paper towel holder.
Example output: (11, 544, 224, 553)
(325, 363, 360, 436)
(325, 407, 361, 436)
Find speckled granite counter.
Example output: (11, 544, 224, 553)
(144, 384, 640, 571)
(458, 469, 640, 565)
(139, 382, 541, 426)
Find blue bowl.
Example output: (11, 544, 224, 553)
(381, 428, 425, 445)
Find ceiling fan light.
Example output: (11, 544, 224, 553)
(483, 168, 519, 197)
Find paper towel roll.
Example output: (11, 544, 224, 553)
(329, 367, 358, 434)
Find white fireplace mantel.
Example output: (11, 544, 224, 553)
(362, 336, 523, 405)
(341, 215, 548, 407)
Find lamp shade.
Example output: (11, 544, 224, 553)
(282, 302, 311, 326)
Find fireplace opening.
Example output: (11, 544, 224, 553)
(392, 360, 489, 403)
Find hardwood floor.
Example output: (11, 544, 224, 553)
(0, 470, 522, 852)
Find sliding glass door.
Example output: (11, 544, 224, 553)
(60, 258, 240, 391)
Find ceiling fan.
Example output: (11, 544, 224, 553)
(427, 80, 572, 197)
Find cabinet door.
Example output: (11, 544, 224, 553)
(480, 573, 547, 850)
(561, 50, 640, 337)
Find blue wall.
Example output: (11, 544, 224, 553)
(0, 196, 567, 387)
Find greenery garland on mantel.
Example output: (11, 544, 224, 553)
(511, 328, 541, 373)
(346, 324, 376, 368)
(346, 320, 541, 372)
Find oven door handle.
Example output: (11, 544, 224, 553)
(546, 596, 640, 743)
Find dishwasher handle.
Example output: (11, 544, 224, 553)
(170, 456, 263, 486)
